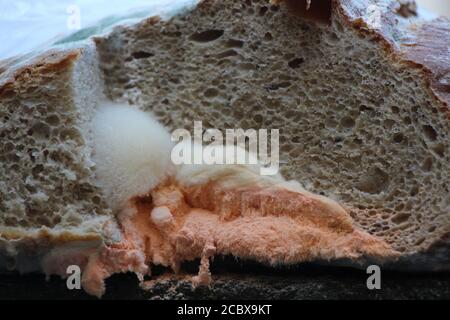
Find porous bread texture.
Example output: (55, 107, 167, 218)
(95, 0, 450, 257)
(0, 43, 111, 243)
(93, 102, 173, 210)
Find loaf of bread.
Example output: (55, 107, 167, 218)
(0, 0, 449, 297)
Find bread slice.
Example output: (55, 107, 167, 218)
(95, 0, 450, 261)
(0, 0, 449, 296)
(0, 45, 112, 273)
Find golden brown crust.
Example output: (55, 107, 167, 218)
(276, 0, 450, 114)
(0, 49, 81, 97)
(402, 18, 450, 110)
(341, 6, 450, 117)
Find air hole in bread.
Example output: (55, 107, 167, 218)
(224, 39, 244, 48)
(259, 5, 268, 16)
(264, 32, 273, 41)
(288, 57, 305, 69)
(32, 164, 44, 177)
(422, 125, 438, 141)
(391, 105, 400, 114)
(204, 88, 220, 98)
(393, 133, 404, 144)
(357, 167, 390, 194)
(265, 82, 291, 91)
(46, 114, 60, 126)
(340, 116, 355, 129)
(29, 122, 51, 141)
(432, 143, 445, 157)
(216, 49, 238, 59)
(189, 29, 224, 42)
(131, 51, 154, 59)
(410, 185, 419, 196)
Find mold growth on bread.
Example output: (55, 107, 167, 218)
(81, 102, 396, 297)
(92, 102, 173, 209)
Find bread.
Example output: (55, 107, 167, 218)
(96, 0, 450, 264)
(0, 0, 449, 296)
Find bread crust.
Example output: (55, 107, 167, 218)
(276, 0, 450, 116)
(402, 17, 450, 111)
(0, 49, 81, 94)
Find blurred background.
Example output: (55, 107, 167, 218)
(0, 0, 449, 61)
(0, 0, 194, 60)
(417, 0, 450, 16)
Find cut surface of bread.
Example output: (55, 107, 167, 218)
(0, 0, 449, 296)
(96, 0, 450, 258)
(0, 46, 110, 238)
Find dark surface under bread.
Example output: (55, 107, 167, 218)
(1, 257, 449, 300)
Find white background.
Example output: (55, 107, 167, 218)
(417, 0, 450, 16)
(0, 0, 449, 61)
